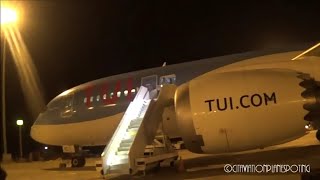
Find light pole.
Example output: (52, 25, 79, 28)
(1, 30, 7, 155)
(16, 119, 24, 159)
(1, 4, 19, 158)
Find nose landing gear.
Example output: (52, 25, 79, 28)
(59, 145, 87, 168)
(71, 156, 86, 167)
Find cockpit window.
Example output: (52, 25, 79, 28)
(47, 97, 61, 109)
(292, 43, 320, 60)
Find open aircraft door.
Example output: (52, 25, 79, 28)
(141, 75, 158, 99)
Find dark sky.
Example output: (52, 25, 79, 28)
(1, 0, 320, 154)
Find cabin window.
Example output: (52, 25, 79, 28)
(131, 88, 137, 96)
(84, 97, 87, 103)
(124, 90, 128, 96)
(110, 92, 114, 99)
(117, 91, 121, 97)
(103, 94, 106, 100)
(96, 95, 100, 101)
(90, 96, 93, 102)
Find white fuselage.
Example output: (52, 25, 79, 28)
(31, 47, 320, 151)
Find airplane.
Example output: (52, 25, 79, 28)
(31, 42, 320, 167)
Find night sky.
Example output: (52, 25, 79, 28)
(1, 0, 320, 155)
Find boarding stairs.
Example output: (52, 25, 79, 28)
(101, 85, 178, 176)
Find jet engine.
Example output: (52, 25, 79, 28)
(175, 69, 320, 154)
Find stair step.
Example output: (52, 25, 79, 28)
(129, 123, 141, 128)
(121, 137, 134, 143)
(114, 154, 128, 160)
(116, 150, 129, 155)
(120, 142, 132, 148)
(134, 118, 143, 122)
(128, 124, 140, 129)
(118, 146, 130, 151)
(131, 118, 142, 122)
(123, 132, 133, 140)
(120, 138, 133, 147)
(127, 127, 139, 133)
(130, 121, 142, 126)
(130, 120, 142, 125)
(130, 122, 141, 127)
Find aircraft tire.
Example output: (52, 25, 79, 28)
(316, 130, 320, 141)
(71, 157, 86, 167)
(79, 157, 86, 167)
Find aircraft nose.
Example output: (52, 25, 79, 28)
(30, 125, 37, 140)
(30, 113, 63, 145)
(31, 123, 54, 145)
(30, 124, 41, 143)
(31, 113, 46, 143)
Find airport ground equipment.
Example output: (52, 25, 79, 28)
(101, 85, 178, 176)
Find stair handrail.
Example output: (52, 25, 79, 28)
(102, 86, 148, 173)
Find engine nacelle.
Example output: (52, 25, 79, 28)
(175, 69, 320, 154)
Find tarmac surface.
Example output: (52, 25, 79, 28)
(2, 130, 320, 180)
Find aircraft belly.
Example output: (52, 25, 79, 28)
(31, 112, 124, 146)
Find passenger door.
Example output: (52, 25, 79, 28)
(141, 75, 158, 99)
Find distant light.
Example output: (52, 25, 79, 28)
(44, 146, 48, 150)
(160, 85, 163, 87)
(305, 123, 312, 130)
(0, 7, 18, 25)
(16, 119, 23, 126)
